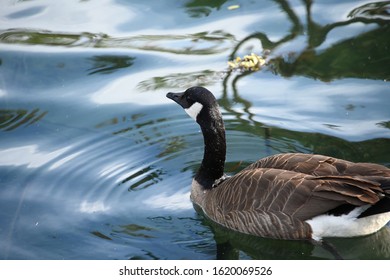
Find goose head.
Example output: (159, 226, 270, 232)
(166, 86, 222, 128)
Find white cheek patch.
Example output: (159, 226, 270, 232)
(184, 102, 203, 121)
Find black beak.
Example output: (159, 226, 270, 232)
(166, 91, 189, 109)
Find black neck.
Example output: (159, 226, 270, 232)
(194, 107, 226, 189)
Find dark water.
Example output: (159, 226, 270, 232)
(0, 0, 390, 260)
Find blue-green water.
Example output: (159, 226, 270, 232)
(0, 0, 389, 259)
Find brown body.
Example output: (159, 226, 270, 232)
(192, 153, 390, 240)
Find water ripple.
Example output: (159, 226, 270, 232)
(0, 108, 47, 131)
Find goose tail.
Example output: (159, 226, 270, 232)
(365, 176, 390, 194)
(358, 196, 390, 218)
(356, 176, 390, 218)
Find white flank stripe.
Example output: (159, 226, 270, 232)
(306, 206, 390, 240)
(185, 102, 203, 121)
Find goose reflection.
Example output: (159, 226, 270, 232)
(206, 217, 390, 259)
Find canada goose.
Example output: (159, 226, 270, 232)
(166, 86, 390, 241)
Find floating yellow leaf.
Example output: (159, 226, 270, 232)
(227, 61, 237, 68)
(227, 53, 266, 72)
(227, 5, 240, 10)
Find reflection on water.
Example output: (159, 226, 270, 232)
(121, 165, 165, 191)
(137, 70, 223, 91)
(87, 55, 135, 75)
(114, 224, 154, 239)
(0, 109, 47, 131)
(201, 209, 390, 259)
(0, 0, 389, 259)
(0, 29, 233, 55)
(226, 0, 390, 82)
(349, 1, 390, 19)
(185, 0, 241, 18)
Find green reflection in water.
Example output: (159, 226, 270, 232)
(272, 24, 390, 81)
(87, 55, 135, 75)
(0, 108, 47, 131)
(114, 224, 155, 239)
(228, 0, 390, 81)
(185, 0, 228, 18)
(0, 29, 233, 55)
(137, 70, 222, 91)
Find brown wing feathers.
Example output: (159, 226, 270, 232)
(210, 168, 383, 216)
(313, 176, 382, 204)
(246, 153, 390, 178)
(245, 153, 389, 206)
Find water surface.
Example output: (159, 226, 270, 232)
(0, 0, 390, 259)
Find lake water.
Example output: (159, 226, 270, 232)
(0, 0, 389, 259)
